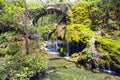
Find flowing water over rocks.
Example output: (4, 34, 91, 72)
(41, 40, 120, 80)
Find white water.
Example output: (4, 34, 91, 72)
(42, 40, 59, 54)
(90, 30, 114, 74)
(55, 39, 59, 52)
(103, 67, 113, 74)
(104, 56, 113, 74)
(64, 41, 70, 59)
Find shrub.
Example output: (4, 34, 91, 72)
(0, 42, 20, 56)
(96, 36, 120, 73)
(23, 52, 48, 73)
(0, 32, 20, 56)
(98, 58, 106, 68)
(5, 52, 48, 80)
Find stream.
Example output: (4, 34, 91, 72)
(41, 40, 120, 80)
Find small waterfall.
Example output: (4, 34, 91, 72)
(96, 64, 100, 70)
(90, 30, 114, 74)
(53, 40, 56, 52)
(49, 39, 59, 53)
(106, 57, 113, 74)
(64, 41, 69, 59)
(50, 40, 56, 52)
(96, 59, 100, 70)
(108, 56, 111, 71)
(102, 56, 113, 74)
(55, 39, 59, 52)
(44, 40, 59, 54)
(47, 34, 49, 41)
(103, 66, 106, 72)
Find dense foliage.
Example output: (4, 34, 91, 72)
(96, 36, 120, 73)
(0, 0, 48, 79)
(66, 1, 93, 42)
(0, 52, 47, 79)
(65, 0, 120, 73)
(0, 31, 20, 56)
(0, 0, 120, 79)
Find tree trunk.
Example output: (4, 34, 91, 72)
(25, 26, 29, 54)
(24, 0, 29, 54)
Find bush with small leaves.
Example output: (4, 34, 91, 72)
(5, 52, 48, 80)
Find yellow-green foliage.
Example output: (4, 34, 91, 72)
(98, 58, 107, 68)
(71, 53, 79, 58)
(66, 0, 120, 73)
(60, 47, 67, 56)
(65, 24, 93, 43)
(96, 36, 120, 54)
(67, 5, 91, 25)
(0, 0, 24, 23)
(51, 33, 57, 39)
(66, 1, 95, 43)
(96, 36, 120, 72)
(67, 2, 91, 25)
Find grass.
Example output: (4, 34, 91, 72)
(43, 54, 120, 80)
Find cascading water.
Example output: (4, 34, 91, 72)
(97, 56, 113, 74)
(103, 66, 106, 72)
(64, 41, 69, 59)
(55, 39, 59, 52)
(47, 34, 49, 41)
(90, 30, 113, 74)
(108, 56, 111, 71)
(53, 40, 56, 52)
(104, 56, 113, 74)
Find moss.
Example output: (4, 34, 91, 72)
(98, 59, 106, 68)
(59, 47, 67, 56)
(92, 69, 100, 73)
(51, 33, 57, 40)
(71, 53, 79, 58)
(112, 56, 120, 64)
(96, 36, 120, 54)
(114, 63, 120, 70)
(65, 24, 93, 43)
(96, 36, 120, 73)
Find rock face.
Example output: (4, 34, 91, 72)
(55, 15, 67, 38)
(90, 30, 102, 57)
(56, 24, 65, 37)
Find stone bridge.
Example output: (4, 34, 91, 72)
(22, 4, 71, 40)
(29, 4, 71, 25)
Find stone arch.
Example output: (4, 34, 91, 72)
(30, 4, 71, 25)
